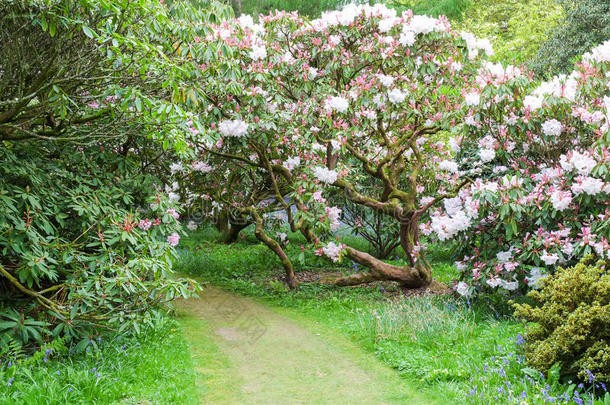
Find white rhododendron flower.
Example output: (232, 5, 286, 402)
(169, 162, 183, 174)
(376, 74, 395, 87)
(572, 176, 604, 196)
(438, 160, 458, 173)
(378, 17, 399, 33)
(192, 161, 213, 173)
(455, 282, 471, 297)
(407, 15, 438, 35)
(218, 119, 249, 137)
(550, 190, 572, 211)
(313, 166, 338, 184)
(526, 268, 547, 289)
(478, 148, 495, 163)
(283, 157, 301, 171)
(326, 206, 342, 230)
(496, 250, 512, 263)
(399, 30, 416, 47)
(523, 95, 543, 110)
(324, 96, 349, 113)
(464, 92, 480, 106)
(561, 151, 597, 176)
(500, 280, 518, 291)
(249, 44, 267, 60)
(541, 119, 563, 137)
(540, 251, 559, 266)
(387, 89, 407, 104)
(323, 242, 343, 262)
(187, 221, 198, 231)
(431, 210, 472, 241)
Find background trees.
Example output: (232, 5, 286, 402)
(531, 0, 610, 77)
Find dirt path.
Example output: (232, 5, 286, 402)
(176, 286, 437, 405)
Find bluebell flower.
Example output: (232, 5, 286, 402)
(585, 369, 595, 384)
(7, 377, 14, 387)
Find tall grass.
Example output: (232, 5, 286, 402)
(0, 319, 198, 404)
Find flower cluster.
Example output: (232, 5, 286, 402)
(433, 39, 610, 296)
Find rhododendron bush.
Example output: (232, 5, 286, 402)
(0, 0, 232, 352)
(173, 4, 495, 288)
(432, 40, 610, 297)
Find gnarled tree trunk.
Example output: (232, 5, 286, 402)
(249, 209, 297, 289)
(334, 247, 432, 288)
(214, 210, 251, 243)
(333, 211, 436, 289)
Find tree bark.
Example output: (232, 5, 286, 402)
(222, 220, 250, 243)
(250, 210, 297, 289)
(214, 210, 250, 243)
(333, 247, 432, 288)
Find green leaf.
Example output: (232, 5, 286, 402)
(82, 25, 94, 39)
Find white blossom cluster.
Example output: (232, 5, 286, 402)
(324, 96, 349, 113)
(218, 119, 249, 137)
(283, 156, 301, 171)
(322, 241, 343, 262)
(541, 119, 563, 137)
(313, 166, 338, 184)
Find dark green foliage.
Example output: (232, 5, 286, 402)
(513, 257, 610, 383)
(0, 0, 228, 353)
(531, 0, 610, 77)
(0, 140, 194, 353)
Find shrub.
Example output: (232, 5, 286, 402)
(513, 257, 610, 383)
(432, 39, 610, 298)
(0, 0, 232, 353)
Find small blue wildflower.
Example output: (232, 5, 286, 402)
(7, 377, 14, 387)
(585, 369, 595, 384)
(573, 396, 583, 405)
(515, 334, 525, 345)
(43, 357, 48, 363)
(57, 370, 60, 376)
(95, 373, 100, 378)
(68, 388, 73, 392)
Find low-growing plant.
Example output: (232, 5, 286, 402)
(513, 257, 610, 383)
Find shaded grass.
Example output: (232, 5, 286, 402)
(0, 319, 198, 404)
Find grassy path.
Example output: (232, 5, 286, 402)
(176, 286, 437, 405)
